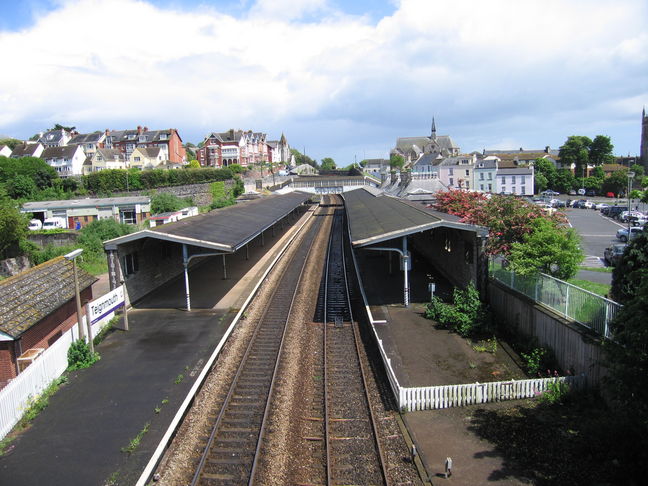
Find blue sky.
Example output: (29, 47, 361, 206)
(1, 0, 647, 164)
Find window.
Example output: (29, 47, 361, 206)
(479, 172, 484, 180)
(465, 169, 470, 177)
(501, 176, 506, 184)
(512, 176, 516, 184)
(120, 209, 136, 224)
(449, 168, 454, 176)
(488, 173, 492, 180)
(449, 177, 454, 186)
(122, 252, 139, 276)
(488, 183, 492, 191)
(134, 156, 140, 162)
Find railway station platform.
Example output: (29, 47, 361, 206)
(354, 247, 526, 485)
(0, 206, 316, 486)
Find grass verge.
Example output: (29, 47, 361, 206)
(567, 278, 610, 297)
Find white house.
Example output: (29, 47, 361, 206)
(149, 207, 199, 227)
(495, 167, 534, 196)
(41, 145, 86, 177)
(0, 145, 12, 157)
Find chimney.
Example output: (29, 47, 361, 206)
(390, 171, 398, 185)
(105, 129, 110, 136)
(144, 126, 148, 132)
(545, 145, 550, 153)
(137, 126, 142, 134)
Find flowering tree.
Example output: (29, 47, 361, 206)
(433, 190, 572, 265)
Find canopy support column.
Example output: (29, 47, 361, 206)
(183, 244, 191, 311)
(222, 254, 227, 279)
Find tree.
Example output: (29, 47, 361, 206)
(0, 138, 22, 150)
(605, 231, 648, 431)
(186, 160, 201, 169)
(0, 198, 28, 259)
(589, 135, 615, 166)
(433, 190, 568, 256)
(534, 158, 557, 193)
(290, 149, 318, 169)
(553, 168, 577, 194)
(76, 219, 133, 256)
(559, 136, 592, 176)
(508, 217, 583, 280)
(320, 157, 336, 171)
(601, 169, 630, 197)
(389, 153, 405, 170)
(630, 163, 645, 180)
(610, 229, 648, 304)
(5, 174, 37, 199)
(150, 192, 188, 214)
(0, 156, 58, 189)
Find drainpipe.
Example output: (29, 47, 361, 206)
(364, 236, 410, 307)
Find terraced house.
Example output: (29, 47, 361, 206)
(196, 129, 269, 168)
(105, 126, 186, 164)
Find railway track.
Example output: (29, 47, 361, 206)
(297, 197, 390, 486)
(190, 197, 328, 486)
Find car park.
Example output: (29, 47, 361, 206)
(603, 243, 627, 266)
(616, 226, 643, 242)
(606, 206, 629, 219)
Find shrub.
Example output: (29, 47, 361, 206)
(67, 339, 100, 370)
(538, 379, 570, 405)
(425, 282, 489, 337)
(521, 347, 546, 376)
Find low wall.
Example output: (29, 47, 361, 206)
(488, 279, 606, 386)
(27, 232, 78, 248)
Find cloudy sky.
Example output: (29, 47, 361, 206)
(1, 0, 647, 164)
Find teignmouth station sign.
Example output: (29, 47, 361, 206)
(87, 286, 125, 324)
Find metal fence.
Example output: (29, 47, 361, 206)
(489, 258, 621, 339)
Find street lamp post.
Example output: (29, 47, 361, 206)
(64, 249, 85, 341)
(627, 171, 635, 236)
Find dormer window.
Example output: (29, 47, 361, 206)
(139, 136, 147, 143)
(129, 134, 136, 140)
(159, 133, 168, 141)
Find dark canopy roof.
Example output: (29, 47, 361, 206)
(104, 191, 312, 252)
(343, 188, 487, 247)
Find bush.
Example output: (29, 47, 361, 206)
(538, 379, 571, 404)
(521, 347, 547, 376)
(67, 339, 100, 370)
(425, 282, 489, 337)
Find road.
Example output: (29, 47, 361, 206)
(563, 206, 627, 284)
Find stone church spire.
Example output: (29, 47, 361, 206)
(431, 117, 437, 140)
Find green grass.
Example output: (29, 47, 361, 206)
(121, 422, 150, 454)
(580, 266, 613, 273)
(567, 279, 610, 297)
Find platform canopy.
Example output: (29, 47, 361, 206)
(343, 187, 487, 247)
(104, 191, 312, 252)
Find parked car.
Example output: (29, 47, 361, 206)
(619, 210, 643, 223)
(586, 189, 597, 196)
(572, 199, 588, 208)
(595, 203, 610, 211)
(607, 206, 629, 219)
(28, 219, 42, 231)
(577, 188, 586, 196)
(42, 217, 67, 230)
(583, 200, 596, 209)
(616, 226, 643, 242)
(568, 189, 577, 196)
(606, 192, 615, 198)
(541, 189, 560, 196)
(628, 214, 648, 227)
(604, 243, 627, 266)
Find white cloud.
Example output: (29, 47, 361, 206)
(0, 0, 646, 160)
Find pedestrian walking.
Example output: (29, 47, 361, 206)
(445, 456, 453, 478)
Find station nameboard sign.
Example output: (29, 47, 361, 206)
(88, 286, 125, 324)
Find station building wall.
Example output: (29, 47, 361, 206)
(410, 227, 488, 296)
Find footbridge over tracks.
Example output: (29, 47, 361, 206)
(103, 191, 313, 308)
(268, 175, 380, 194)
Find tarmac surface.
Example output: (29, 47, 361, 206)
(0, 208, 310, 486)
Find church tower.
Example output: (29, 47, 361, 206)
(431, 117, 437, 141)
(641, 107, 648, 168)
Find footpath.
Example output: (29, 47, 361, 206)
(0, 208, 313, 486)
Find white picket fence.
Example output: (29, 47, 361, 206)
(399, 374, 585, 412)
(0, 312, 115, 440)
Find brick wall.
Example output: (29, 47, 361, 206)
(0, 286, 93, 387)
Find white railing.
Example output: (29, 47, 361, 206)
(399, 374, 585, 412)
(0, 311, 115, 440)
